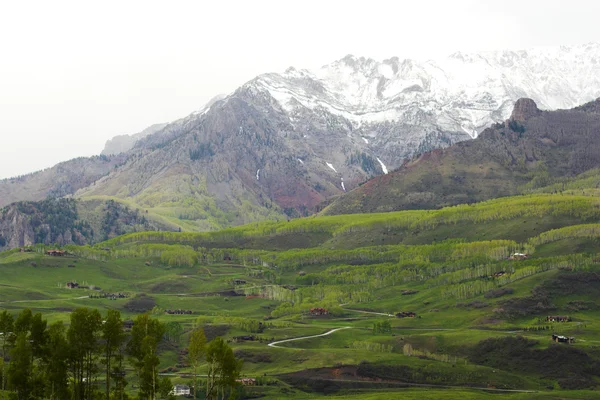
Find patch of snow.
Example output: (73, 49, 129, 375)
(192, 106, 210, 116)
(297, 158, 304, 164)
(376, 157, 388, 174)
(362, 137, 369, 144)
(326, 162, 338, 173)
(341, 180, 346, 191)
(256, 169, 260, 181)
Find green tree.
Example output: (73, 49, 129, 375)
(188, 328, 207, 398)
(157, 376, 175, 400)
(102, 309, 125, 400)
(164, 322, 183, 346)
(13, 309, 32, 335)
(68, 308, 102, 400)
(7, 333, 32, 400)
(43, 321, 70, 400)
(205, 337, 242, 400)
(0, 310, 14, 400)
(139, 336, 160, 400)
(127, 314, 164, 400)
(30, 312, 48, 360)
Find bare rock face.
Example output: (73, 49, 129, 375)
(510, 98, 541, 122)
(0, 207, 35, 249)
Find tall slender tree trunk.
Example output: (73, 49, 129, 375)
(105, 346, 111, 400)
(193, 364, 197, 400)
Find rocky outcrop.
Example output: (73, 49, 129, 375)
(510, 98, 541, 122)
(0, 207, 35, 249)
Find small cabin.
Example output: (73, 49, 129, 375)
(508, 253, 528, 260)
(232, 279, 246, 285)
(232, 335, 256, 343)
(493, 271, 506, 278)
(310, 307, 329, 316)
(171, 384, 191, 396)
(552, 334, 575, 344)
(66, 282, 79, 289)
(547, 315, 571, 322)
(396, 311, 417, 318)
(123, 320, 134, 330)
(236, 378, 256, 386)
(47, 250, 66, 256)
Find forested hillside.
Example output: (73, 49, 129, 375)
(0, 198, 173, 250)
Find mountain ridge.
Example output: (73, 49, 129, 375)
(2, 43, 600, 235)
(322, 97, 600, 215)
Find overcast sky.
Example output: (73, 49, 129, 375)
(1, 0, 599, 179)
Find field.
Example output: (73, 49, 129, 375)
(2, 192, 600, 398)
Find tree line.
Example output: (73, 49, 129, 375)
(0, 308, 241, 400)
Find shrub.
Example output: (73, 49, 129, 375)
(484, 287, 514, 298)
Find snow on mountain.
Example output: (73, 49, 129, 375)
(70, 43, 600, 228)
(249, 43, 600, 140)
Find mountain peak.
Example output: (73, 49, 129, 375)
(510, 98, 541, 122)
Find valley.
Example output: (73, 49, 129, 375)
(2, 40, 600, 399)
(3, 189, 600, 398)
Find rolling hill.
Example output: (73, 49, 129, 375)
(3, 189, 600, 397)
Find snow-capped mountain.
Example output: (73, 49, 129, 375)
(5, 44, 600, 232)
(248, 43, 600, 162)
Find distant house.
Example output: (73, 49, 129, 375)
(396, 311, 417, 318)
(508, 253, 528, 260)
(47, 250, 66, 256)
(232, 279, 246, 285)
(232, 335, 256, 343)
(547, 315, 571, 322)
(66, 282, 79, 289)
(310, 307, 329, 316)
(171, 384, 191, 396)
(123, 320, 134, 330)
(164, 309, 193, 315)
(492, 271, 506, 278)
(552, 334, 575, 344)
(236, 378, 256, 386)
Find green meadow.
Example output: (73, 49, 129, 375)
(3, 191, 600, 398)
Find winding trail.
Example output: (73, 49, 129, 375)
(268, 326, 351, 348)
(0, 295, 89, 304)
(341, 307, 394, 317)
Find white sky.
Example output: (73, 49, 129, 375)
(1, 0, 599, 179)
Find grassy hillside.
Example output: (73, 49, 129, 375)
(2, 191, 600, 398)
